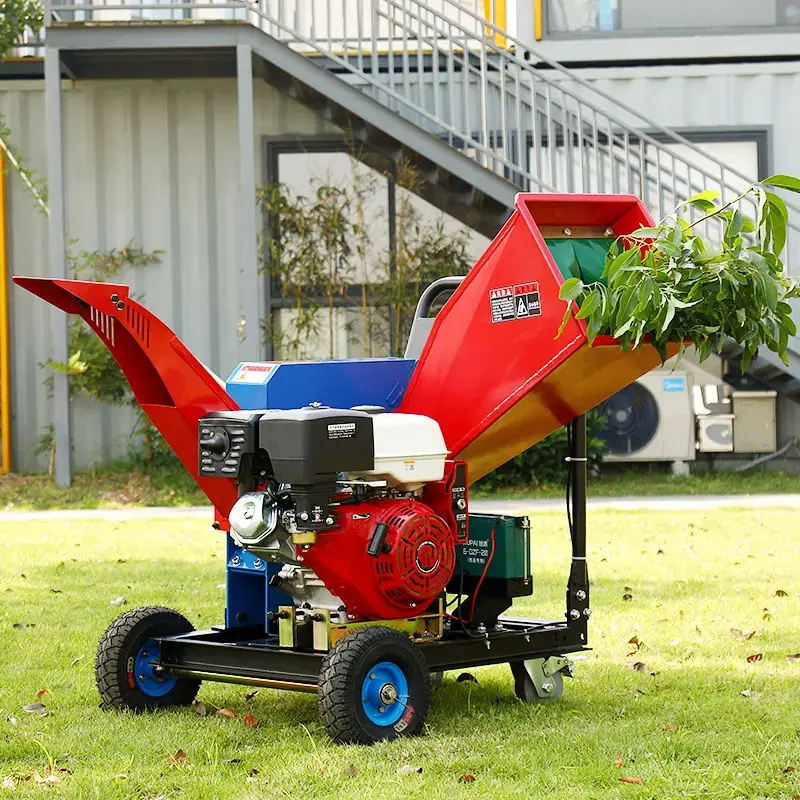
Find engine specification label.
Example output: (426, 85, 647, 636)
(327, 422, 356, 440)
(489, 283, 542, 323)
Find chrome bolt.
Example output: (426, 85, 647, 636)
(563, 227, 572, 236)
(604, 227, 614, 237)
(541, 680, 554, 693)
(297, 555, 304, 563)
(232, 556, 241, 566)
(138, 674, 145, 682)
(456, 498, 467, 510)
(253, 559, 262, 568)
(576, 589, 587, 601)
(299, 512, 309, 521)
(569, 609, 581, 620)
(583, 608, 592, 618)
(379, 706, 385, 713)
(325, 516, 335, 525)
(370, 673, 376, 680)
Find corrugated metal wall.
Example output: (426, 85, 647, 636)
(2, 77, 338, 472)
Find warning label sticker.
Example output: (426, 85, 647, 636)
(231, 362, 275, 384)
(489, 283, 542, 323)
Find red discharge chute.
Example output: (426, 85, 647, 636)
(13, 277, 240, 517)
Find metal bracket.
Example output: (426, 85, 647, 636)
(520, 656, 575, 699)
(543, 655, 574, 678)
(278, 606, 295, 648)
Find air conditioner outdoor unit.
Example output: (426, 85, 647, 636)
(598, 369, 696, 463)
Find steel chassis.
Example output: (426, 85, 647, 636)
(153, 415, 591, 693)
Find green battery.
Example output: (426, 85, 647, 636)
(456, 513, 531, 580)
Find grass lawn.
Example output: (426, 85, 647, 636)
(1, 508, 800, 799)
(2, 463, 800, 510)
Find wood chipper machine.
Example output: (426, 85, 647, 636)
(15, 193, 678, 745)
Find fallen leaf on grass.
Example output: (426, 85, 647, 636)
(786, 654, 800, 661)
(456, 673, 478, 683)
(783, 766, 796, 774)
(397, 765, 423, 775)
(619, 776, 644, 785)
(31, 767, 60, 785)
(775, 589, 788, 597)
(216, 708, 236, 718)
(245, 690, 259, 701)
(628, 662, 657, 676)
(37, 688, 48, 698)
(117, 558, 127, 563)
(12, 623, 35, 630)
(243, 713, 259, 729)
(622, 594, 633, 601)
(70, 656, 83, 668)
(615, 757, 625, 768)
(193, 702, 207, 717)
(2, 777, 16, 789)
(167, 749, 187, 765)
(663, 725, 681, 732)
(458, 774, 476, 783)
(746, 653, 763, 663)
(740, 689, 752, 697)
(110, 596, 127, 607)
(344, 765, 358, 777)
(730, 628, 757, 640)
(22, 703, 46, 714)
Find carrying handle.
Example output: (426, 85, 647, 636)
(412, 276, 465, 321)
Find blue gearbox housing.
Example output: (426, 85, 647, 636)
(223, 358, 417, 630)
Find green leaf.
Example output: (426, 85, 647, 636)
(763, 174, 800, 193)
(687, 189, 721, 204)
(604, 248, 639, 281)
(627, 227, 664, 240)
(558, 277, 584, 302)
(613, 318, 635, 338)
(575, 290, 602, 320)
(741, 347, 756, 373)
(660, 298, 676, 334)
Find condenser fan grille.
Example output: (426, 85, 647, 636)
(598, 382, 660, 455)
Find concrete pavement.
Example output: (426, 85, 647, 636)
(2, 493, 799, 523)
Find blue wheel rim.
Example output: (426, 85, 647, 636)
(360, 661, 409, 727)
(133, 639, 177, 697)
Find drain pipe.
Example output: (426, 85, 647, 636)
(733, 437, 800, 472)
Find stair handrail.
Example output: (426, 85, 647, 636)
(377, 0, 800, 221)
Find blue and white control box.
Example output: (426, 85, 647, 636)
(226, 359, 416, 412)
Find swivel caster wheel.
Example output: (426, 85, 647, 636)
(95, 606, 201, 712)
(317, 626, 431, 744)
(510, 658, 565, 703)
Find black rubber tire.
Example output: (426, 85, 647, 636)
(317, 626, 431, 745)
(510, 660, 564, 703)
(95, 606, 201, 713)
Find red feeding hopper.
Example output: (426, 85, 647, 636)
(398, 193, 679, 482)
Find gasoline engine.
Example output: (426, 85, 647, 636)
(198, 405, 468, 623)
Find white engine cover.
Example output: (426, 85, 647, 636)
(347, 413, 448, 490)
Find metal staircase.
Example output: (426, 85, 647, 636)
(37, 0, 800, 393)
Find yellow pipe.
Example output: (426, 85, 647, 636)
(0, 152, 10, 474)
(535, 0, 543, 40)
(483, 0, 508, 48)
